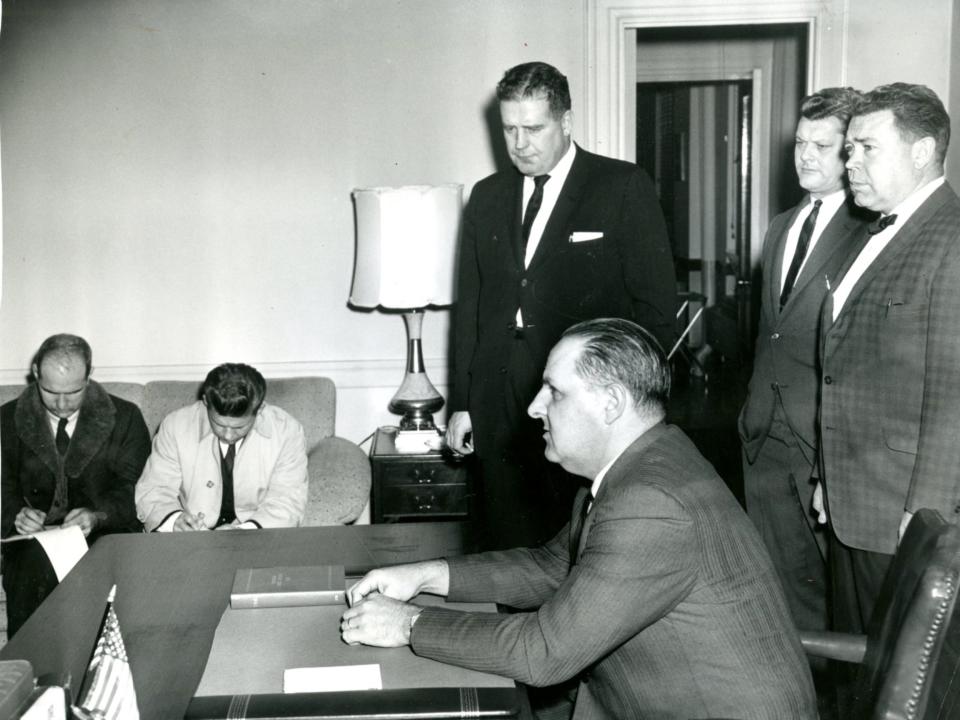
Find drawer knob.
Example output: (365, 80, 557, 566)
(415, 493, 437, 511)
(411, 468, 436, 483)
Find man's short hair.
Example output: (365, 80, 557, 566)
(561, 318, 671, 415)
(33, 334, 93, 379)
(799, 86, 861, 128)
(202, 363, 266, 417)
(855, 83, 951, 166)
(496, 61, 571, 118)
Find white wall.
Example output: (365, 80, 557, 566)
(845, 0, 957, 182)
(2, 0, 957, 444)
(0, 0, 583, 442)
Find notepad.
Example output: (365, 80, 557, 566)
(283, 664, 382, 694)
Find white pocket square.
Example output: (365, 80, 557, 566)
(569, 231, 604, 243)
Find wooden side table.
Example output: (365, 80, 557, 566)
(369, 428, 471, 523)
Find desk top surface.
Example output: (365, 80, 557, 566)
(1, 522, 497, 719)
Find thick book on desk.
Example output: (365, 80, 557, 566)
(230, 565, 346, 609)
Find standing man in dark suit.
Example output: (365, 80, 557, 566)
(1, 334, 150, 637)
(819, 83, 960, 636)
(344, 319, 817, 720)
(739, 87, 870, 637)
(446, 61, 676, 550)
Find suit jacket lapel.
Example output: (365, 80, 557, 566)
(768, 204, 803, 313)
(786, 199, 863, 311)
(527, 146, 590, 273)
(833, 184, 952, 323)
(506, 171, 525, 270)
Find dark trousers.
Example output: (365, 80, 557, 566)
(743, 408, 828, 635)
(828, 530, 893, 636)
(829, 527, 894, 719)
(470, 336, 580, 551)
(2, 538, 59, 638)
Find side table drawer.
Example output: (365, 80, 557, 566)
(369, 428, 473, 523)
(378, 461, 461, 487)
(381, 483, 469, 520)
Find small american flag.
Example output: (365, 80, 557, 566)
(73, 585, 140, 720)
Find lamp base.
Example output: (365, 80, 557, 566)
(388, 309, 445, 432)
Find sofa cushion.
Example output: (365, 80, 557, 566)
(141, 381, 203, 438)
(99, 382, 146, 411)
(262, 377, 336, 450)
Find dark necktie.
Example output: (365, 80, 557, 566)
(217, 442, 237, 526)
(779, 199, 822, 310)
(521, 174, 550, 251)
(569, 490, 593, 566)
(868, 213, 898, 235)
(56, 417, 70, 456)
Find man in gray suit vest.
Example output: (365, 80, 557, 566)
(739, 87, 870, 638)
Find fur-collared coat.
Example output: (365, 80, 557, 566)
(1, 380, 150, 636)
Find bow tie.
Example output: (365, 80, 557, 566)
(868, 214, 898, 235)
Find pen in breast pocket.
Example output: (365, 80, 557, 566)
(825, 274, 831, 291)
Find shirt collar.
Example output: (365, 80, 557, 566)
(590, 451, 619, 500)
(525, 141, 576, 191)
(887, 175, 945, 225)
(46, 408, 80, 425)
(812, 188, 847, 214)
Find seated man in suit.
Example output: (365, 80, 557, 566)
(135, 363, 307, 531)
(1, 333, 150, 637)
(342, 319, 817, 719)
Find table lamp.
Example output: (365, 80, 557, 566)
(350, 184, 462, 451)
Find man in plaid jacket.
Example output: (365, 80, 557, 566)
(819, 83, 960, 634)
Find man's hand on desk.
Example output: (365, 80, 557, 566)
(347, 560, 450, 606)
(14, 507, 47, 535)
(445, 412, 475, 456)
(340, 593, 421, 647)
(62, 507, 106, 537)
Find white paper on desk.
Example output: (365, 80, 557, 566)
(33, 526, 88, 581)
(283, 664, 382, 694)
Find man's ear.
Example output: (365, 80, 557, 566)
(31, 364, 39, 382)
(912, 136, 936, 170)
(561, 109, 573, 137)
(604, 383, 628, 424)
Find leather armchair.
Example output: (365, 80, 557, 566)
(800, 509, 960, 719)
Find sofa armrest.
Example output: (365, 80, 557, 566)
(303, 436, 372, 526)
(799, 630, 868, 664)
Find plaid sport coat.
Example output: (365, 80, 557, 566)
(820, 181, 960, 554)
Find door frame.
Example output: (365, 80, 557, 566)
(585, 0, 849, 266)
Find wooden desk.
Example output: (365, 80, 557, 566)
(0, 523, 528, 719)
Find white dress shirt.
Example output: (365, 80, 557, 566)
(516, 142, 577, 328)
(832, 176, 945, 321)
(47, 409, 80, 441)
(779, 189, 847, 293)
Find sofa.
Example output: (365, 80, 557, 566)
(0, 376, 372, 527)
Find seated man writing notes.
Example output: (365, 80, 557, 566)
(135, 363, 307, 531)
(341, 318, 817, 719)
(2, 333, 150, 636)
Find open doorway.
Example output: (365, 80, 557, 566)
(637, 79, 752, 362)
(632, 23, 807, 503)
(634, 24, 807, 368)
